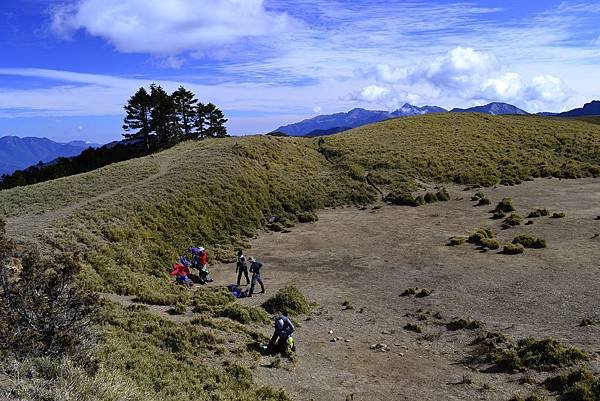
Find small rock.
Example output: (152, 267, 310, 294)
(399, 352, 404, 356)
(330, 338, 337, 343)
(328, 330, 333, 335)
(344, 339, 351, 343)
(381, 330, 391, 335)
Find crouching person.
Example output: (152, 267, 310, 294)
(268, 315, 296, 354)
(170, 256, 193, 287)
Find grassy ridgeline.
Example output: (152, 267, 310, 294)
(320, 113, 600, 189)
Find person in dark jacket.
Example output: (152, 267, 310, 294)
(236, 250, 250, 286)
(247, 256, 264, 296)
(268, 315, 296, 354)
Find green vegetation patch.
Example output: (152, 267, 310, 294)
(503, 243, 525, 255)
(495, 337, 587, 372)
(512, 234, 547, 249)
(494, 198, 516, 214)
(528, 209, 550, 218)
(262, 285, 312, 316)
(502, 213, 523, 229)
(446, 319, 483, 331)
(545, 367, 600, 401)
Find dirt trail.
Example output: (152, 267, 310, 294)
(5, 158, 171, 239)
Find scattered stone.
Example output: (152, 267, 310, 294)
(328, 329, 333, 334)
(381, 330, 391, 335)
(369, 343, 390, 352)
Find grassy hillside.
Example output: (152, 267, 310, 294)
(319, 113, 600, 191)
(1, 113, 600, 400)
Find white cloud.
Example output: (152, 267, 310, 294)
(355, 85, 391, 102)
(50, 0, 293, 55)
(408, 47, 498, 92)
(481, 72, 524, 100)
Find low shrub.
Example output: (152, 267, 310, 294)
(436, 188, 450, 202)
(492, 211, 506, 219)
(477, 197, 491, 206)
(502, 213, 523, 229)
(167, 303, 187, 315)
(297, 211, 318, 223)
(544, 367, 600, 400)
(216, 304, 269, 324)
(480, 238, 500, 250)
(512, 234, 547, 249)
(385, 192, 420, 206)
(192, 287, 235, 308)
(495, 337, 587, 372)
(262, 286, 312, 316)
(404, 323, 423, 333)
(416, 289, 433, 298)
(527, 209, 549, 218)
(468, 228, 495, 246)
(471, 191, 486, 201)
(578, 319, 596, 327)
(551, 212, 566, 219)
(400, 287, 418, 296)
(447, 236, 467, 246)
(503, 243, 525, 255)
(424, 192, 438, 203)
(494, 198, 516, 213)
(446, 319, 483, 331)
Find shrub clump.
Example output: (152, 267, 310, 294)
(446, 319, 483, 331)
(385, 192, 422, 207)
(447, 236, 467, 246)
(551, 212, 566, 219)
(527, 209, 549, 218)
(471, 191, 486, 201)
(512, 234, 547, 249)
(297, 211, 318, 223)
(502, 213, 523, 229)
(415, 289, 433, 298)
(436, 188, 450, 202)
(477, 197, 492, 206)
(495, 337, 587, 372)
(400, 287, 418, 296)
(216, 304, 269, 324)
(492, 210, 506, 219)
(544, 367, 600, 400)
(262, 286, 312, 316)
(424, 192, 438, 203)
(494, 198, 516, 213)
(480, 238, 501, 250)
(503, 243, 525, 255)
(404, 323, 423, 333)
(467, 228, 495, 246)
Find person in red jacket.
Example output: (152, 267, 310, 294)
(170, 256, 193, 287)
(188, 247, 212, 284)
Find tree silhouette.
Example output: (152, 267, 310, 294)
(123, 87, 152, 150)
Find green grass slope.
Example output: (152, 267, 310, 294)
(1, 113, 599, 400)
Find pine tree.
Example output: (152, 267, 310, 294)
(171, 86, 198, 140)
(194, 102, 210, 140)
(122, 87, 152, 150)
(149, 84, 178, 148)
(205, 103, 229, 138)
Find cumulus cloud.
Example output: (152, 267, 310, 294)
(353, 47, 573, 112)
(50, 0, 293, 55)
(408, 47, 498, 92)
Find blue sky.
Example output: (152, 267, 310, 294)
(1, 0, 600, 143)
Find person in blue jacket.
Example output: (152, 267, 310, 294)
(247, 256, 265, 296)
(268, 315, 296, 354)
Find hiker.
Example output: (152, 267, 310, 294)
(236, 250, 250, 286)
(268, 315, 296, 354)
(170, 256, 193, 287)
(247, 256, 265, 297)
(189, 246, 212, 284)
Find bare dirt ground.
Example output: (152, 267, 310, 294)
(206, 178, 600, 401)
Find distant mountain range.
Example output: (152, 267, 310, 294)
(450, 102, 528, 115)
(0, 136, 99, 176)
(557, 100, 600, 117)
(273, 104, 447, 136)
(273, 100, 600, 136)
